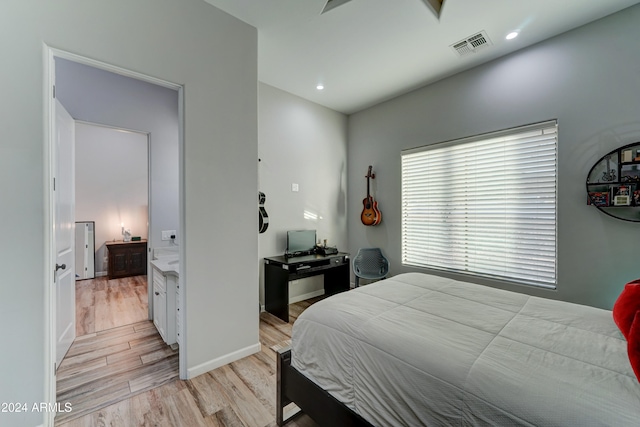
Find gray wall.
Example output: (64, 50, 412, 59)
(56, 57, 179, 267)
(258, 83, 348, 303)
(0, 1, 257, 426)
(348, 5, 640, 310)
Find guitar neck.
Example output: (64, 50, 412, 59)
(366, 166, 373, 198)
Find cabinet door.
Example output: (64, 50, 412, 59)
(153, 286, 167, 341)
(176, 285, 181, 344)
(128, 246, 147, 276)
(109, 248, 129, 279)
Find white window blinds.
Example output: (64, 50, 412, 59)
(401, 121, 557, 288)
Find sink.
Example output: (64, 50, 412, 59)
(168, 260, 179, 265)
(153, 247, 179, 259)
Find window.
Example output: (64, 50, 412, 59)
(401, 120, 557, 288)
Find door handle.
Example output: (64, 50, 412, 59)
(55, 263, 66, 272)
(155, 291, 160, 296)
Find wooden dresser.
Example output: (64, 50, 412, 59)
(105, 240, 147, 279)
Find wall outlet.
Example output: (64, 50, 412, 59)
(162, 230, 176, 241)
(292, 183, 299, 192)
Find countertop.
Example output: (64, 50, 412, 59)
(150, 255, 179, 277)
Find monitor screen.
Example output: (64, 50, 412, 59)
(286, 230, 316, 254)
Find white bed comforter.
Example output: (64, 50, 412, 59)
(291, 273, 640, 426)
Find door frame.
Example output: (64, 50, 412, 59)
(44, 45, 187, 424)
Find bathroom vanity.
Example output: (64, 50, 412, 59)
(150, 251, 180, 346)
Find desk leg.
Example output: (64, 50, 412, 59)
(265, 263, 290, 323)
(323, 263, 350, 296)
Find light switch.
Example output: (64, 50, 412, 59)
(292, 183, 299, 192)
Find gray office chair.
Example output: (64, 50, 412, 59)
(353, 248, 389, 287)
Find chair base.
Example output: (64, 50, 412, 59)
(354, 276, 386, 287)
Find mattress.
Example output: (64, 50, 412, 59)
(290, 272, 640, 426)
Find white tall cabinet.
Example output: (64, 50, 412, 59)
(75, 221, 95, 280)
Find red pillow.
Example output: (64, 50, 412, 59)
(613, 279, 640, 340)
(629, 311, 640, 382)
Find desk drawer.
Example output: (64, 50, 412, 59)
(289, 256, 347, 273)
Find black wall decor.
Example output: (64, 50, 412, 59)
(586, 142, 640, 222)
(259, 191, 269, 233)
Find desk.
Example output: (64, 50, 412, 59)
(264, 252, 350, 322)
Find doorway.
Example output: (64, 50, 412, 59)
(45, 47, 186, 425)
(74, 121, 149, 334)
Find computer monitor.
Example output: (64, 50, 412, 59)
(286, 230, 316, 256)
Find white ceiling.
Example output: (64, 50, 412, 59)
(204, 0, 640, 114)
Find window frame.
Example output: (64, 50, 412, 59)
(400, 120, 558, 289)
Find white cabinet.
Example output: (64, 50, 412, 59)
(151, 265, 177, 345)
(153, 279, 167, 339)
(175, 281, 181, 345)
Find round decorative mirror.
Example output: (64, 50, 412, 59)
(586, 142, 640, 222)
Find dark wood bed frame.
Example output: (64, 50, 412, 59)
(276, 346, 374, 427)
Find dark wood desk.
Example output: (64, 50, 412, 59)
(264, 252, 350, 322)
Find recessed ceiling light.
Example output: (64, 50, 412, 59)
(506, 31, 519, 40)
(316, 84, 324, 90)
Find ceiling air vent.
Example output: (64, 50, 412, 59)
(450, 31, 492, 57)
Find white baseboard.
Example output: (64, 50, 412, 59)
(258, 288, 341, 313)
(259, 289, 326, 313)
(187, 342, 261, 379)
(289, 289, 325, 304)
(95, 271, 107, 278)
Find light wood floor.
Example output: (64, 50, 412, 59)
(57, 275, 177, 424)
(57, 279, 322, 427)
(56, 320, 179, 424)
(75, 275, 149, 336)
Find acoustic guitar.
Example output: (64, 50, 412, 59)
(373, 192, 382, 226)
(361, 166, 381, 226)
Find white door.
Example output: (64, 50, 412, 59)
(55, 99, 76, 368)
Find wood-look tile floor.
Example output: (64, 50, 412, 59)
(75, 275, 149, 336)
(56, 320, 179, 424)
(56, 291, 323, 427)
(57, 275, 178, 424)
